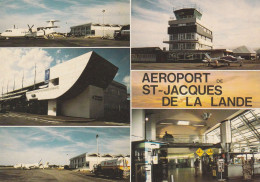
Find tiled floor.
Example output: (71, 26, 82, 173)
(167, 168, 260, 182)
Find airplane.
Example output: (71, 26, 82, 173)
(202, 53, 244, 67)
(1, 20, 60, 39)
(39, 162, 49, 169)
(13, 159, 48, 169)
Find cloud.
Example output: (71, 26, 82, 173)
(122, 75, 130, 90)
(0, 48, 53, 92)
(115, 73, 120, 78)
(56, 59, 61, 64)
(0, 127, 130, 165)
(23, 0, 50, 10)
(56, 49, 61, 54)
(0, 1, 130, 33)
(132, 0, 260, 49)
(101, 136, 130, 155)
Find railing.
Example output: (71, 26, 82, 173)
(157, 134, 205, 143)
(173, 4, 203, 14)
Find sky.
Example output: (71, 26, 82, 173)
(0, 48, 130, 93)
(0, 127, 130, 165)
(132, 0, 260, 50)
(0, 0, 130, 33)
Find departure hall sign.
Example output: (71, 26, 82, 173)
(132, 71, 260, 108)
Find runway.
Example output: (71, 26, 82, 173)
(0, 112, 129, 126)
(0, 37, 129, 47)
(0, 168, 129, 182)
(132, 60, 260, 70)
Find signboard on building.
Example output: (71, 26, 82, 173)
(92, 96, 103, 101)
(45, 69, 50, 84)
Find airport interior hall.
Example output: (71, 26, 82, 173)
(131, 109, 260, 182)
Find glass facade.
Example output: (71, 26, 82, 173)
(205, 127, 221, 144)
(231, 109, 260, 152)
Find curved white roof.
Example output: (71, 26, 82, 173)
(26, 51, 118, 101)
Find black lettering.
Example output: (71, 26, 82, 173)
(142, 73, 150, 83)
(142, 85, 150, 95)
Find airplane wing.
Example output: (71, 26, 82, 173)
(37, 26, 59, 30)
(218, 59, 233, 63)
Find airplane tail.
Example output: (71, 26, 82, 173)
(202, 53, 211, 64)
(46, 20, 60, 28)
(204, 53, 211, 60)
(38, 159, 42, 165)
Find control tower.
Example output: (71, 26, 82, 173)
(163, 5, 213, 54)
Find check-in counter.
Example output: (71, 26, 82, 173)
(228, 164, 243, 178)
(254, 163, 260, 175)
(228, 163, 260, 178)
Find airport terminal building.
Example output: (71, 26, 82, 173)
(70, 23, 121, 38)
(0, 51, 128, 120)
(69, 153, 129, 171)
(132, 6, 236, 63)
(69, 153, 113, 171)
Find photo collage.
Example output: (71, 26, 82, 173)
(0, 0, 260, 182)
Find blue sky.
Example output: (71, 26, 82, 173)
(0, 0, 130, 33)
(0, 127, 130, 165)
(0, 48, 130, 93)
(132, 0, 260, 49)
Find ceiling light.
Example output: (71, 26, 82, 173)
(177, 120, 190, 125)
(160, 123, 172, 125)
(145, 117, 149, 122)
(193, 124, 205, 127)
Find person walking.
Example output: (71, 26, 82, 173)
(194, 158, 200, 177)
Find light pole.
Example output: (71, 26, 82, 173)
(22, 71, 24, 89)
(13, 76, 15, 91)
(67, 154, 69, 168)
(96, 134, 99, 164)
(33, 63, 36, 90)
(102, 10, 105, 38)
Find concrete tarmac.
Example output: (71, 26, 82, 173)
(0, 37, 129, 47)
(132, 61, 260, 70)
(0, 112, 129, 126)
(0, 168, 129, 182)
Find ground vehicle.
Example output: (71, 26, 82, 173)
(93, 157, 130, 179)
(114, 25, 130, 40)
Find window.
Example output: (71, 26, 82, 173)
(179, 34, 184, 40)
(205, 127, 220, 143)
(50, 78, 59, 86)
(172, 44, 178, 50)
(186, 43, 191, 49)
(179, 43, 184, 50)
(173, 34, 178, 40)
(86, 162, 89, 167)
(230, 109, 260, 152)
(186, 33, 191, 40)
